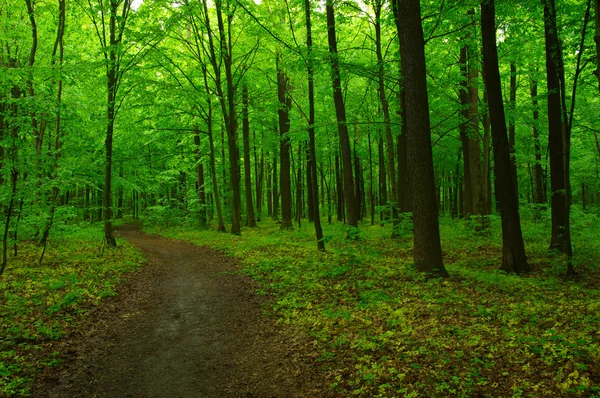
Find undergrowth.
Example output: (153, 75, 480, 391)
(0, 224, 145, 397)
(147, 211, 600, 397)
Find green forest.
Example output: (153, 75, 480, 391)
(1, 0, 600, 396)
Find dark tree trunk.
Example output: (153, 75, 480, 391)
(326, 0, 358, 231)
(373, 0, 398, 231)
(273, 154, 279, 221)
(509, 62, 519, 197)
(459, 44, 473, 217)
(242, 84, 256, 227)
(277, 60, 293, 229)
(368, 130, 375, 225)
(117, 165, 124, 218)
(482, 82, 493, 215)
(203, 0, 241, 234)
(544, 0, 572, 267)
(530, 78, 545, 205)
(335, 155, 344, 222)
(481, 0, 529, 274)
(202, 66, 226, 232)
(397, 0, 447, 276)
(103, 0, 126, 247)
(267, 155, 272, 217)
(194, 125, 207, 225)
(377, 136, 387, 221)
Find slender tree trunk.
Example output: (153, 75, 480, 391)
(277, 59, 293, 229)
(530, 78, 545, 206)
(481, 0, 529, 273)
(459, 44, 473, 216)
(335, 155, 344, 222)
(373, 0, 398, 232)
(242, 84, 256, 227)
(509, 62, 519, 197)
(326, 0, 358, 232)
(267, 155, 272, 217)
(194, 125, 207, 225)
(102, 0, 130, 247)
(368, 130, 375, 225)
(202, 0, 241, 234)
(273, 153, 279, 221)
(397, 0, 447, 276)
(377, 136, 387, 221)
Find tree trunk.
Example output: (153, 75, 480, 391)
(203, 0, 241, 234)
(103, 0, 121, 247)
(273, 153, 279, 221)
(530, 78, 545, 205)
(267, 155, 272, 217)
(397, 0, 447, 276)
(481, 0, 529, 274)
(242, 84, 256, 227)
(509, 62, 519, 197)
(326, 0, 358, 232)
(335, 155, 344, 222)
(373, 0, 398, 232)
(194, 125, 207, 225)
(544, 0, 572, 268)
(377, 135, 387, 222)
(277, 60, 293, 229)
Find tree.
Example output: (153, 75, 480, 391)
(480, 0, 528, 274)
(200, 0, 243, 235)
(326, 0, 359, 234)
(304, 0, 325, 250)
(277, 56, 293, 230)
(397, 0, 447, 276)
(242, 84, 257, 227)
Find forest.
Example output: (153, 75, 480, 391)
(1, 0, 600, 396)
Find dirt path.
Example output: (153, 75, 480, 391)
(33, 225, 329, 397)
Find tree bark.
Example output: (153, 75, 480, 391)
(242, 84, 256, 227)
(304, 0, 324, 250)
(397, 0, 447, 276)
(277, 58, 293, 229)
(543, 0, 572, 267)
(508, 62, 519, 197)
(481, 0, 529, 274)
(326, 0, 359, 232)
(530, 78, 545, 205)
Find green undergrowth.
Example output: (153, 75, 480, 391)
(0, 224, 145, 397)
(146, 211, 600, 397)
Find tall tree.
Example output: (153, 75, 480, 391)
(397, 0, 447, 276)
(277, 57, 293, 230)
(304, 0, 325, 250)
(242, 84, 256, 227)
(85, 0, 136, 246)
(480, 0, 528, 273)
(543, 0, 572, 268)
(201, 0, 243, 234)
(326, 0, 359, 233)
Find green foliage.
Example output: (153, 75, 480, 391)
(147, 216, 600, 397)
(0, 226, 145, 397)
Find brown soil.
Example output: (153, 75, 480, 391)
(32, 225, 332, 398)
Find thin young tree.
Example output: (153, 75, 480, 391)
(304, 0, 325, 250)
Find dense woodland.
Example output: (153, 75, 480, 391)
(2, 0, 600, 396)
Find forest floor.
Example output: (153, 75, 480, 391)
(32, 224, 331, 398)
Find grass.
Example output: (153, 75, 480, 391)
(0, 224, 145, 397)
(146, 208, 600, 397)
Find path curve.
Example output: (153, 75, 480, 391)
(33, 225, 328, 397)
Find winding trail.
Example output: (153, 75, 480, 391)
(33, 225, 328, 397)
